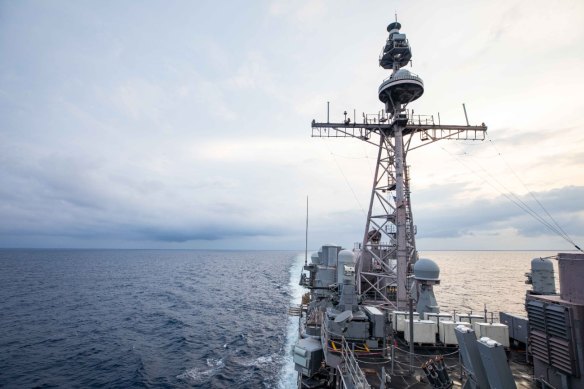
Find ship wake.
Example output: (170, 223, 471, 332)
(278, 252, 305, 388)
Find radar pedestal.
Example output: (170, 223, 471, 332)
(413, 258, 440, 319)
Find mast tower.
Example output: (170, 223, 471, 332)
(311, 21, 487, 311)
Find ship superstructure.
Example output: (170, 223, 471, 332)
(291, 19, 584, 389)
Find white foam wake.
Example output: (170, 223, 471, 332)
(176, 357, 224, 384)
(278, 253, 306, 389)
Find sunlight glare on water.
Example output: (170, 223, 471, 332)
(425, 250, 560, 316)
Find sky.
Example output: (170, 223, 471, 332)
(1, 0, 583, 250)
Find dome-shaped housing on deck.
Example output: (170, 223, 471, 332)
(338, 250, 355, 264)
(337, 250, 356, 284)
(310, 252, 321, 265)
(531, 257, 554, 271)
(530, 257, 556, 295)
(413, 258, 440, 281)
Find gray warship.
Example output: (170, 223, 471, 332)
(290, 20, 584, 389)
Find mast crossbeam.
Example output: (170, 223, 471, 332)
(311, 122, 486, 143)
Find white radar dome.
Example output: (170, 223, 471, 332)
(531, 257, 554, 271)
(413, 258, 440, 281)
(338, 250, 355, 263)
(393, 68, 412, 78)
(310, 252, 320, 264)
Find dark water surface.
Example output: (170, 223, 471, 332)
(0, 249, 558, 388)
(0, 250, 297, 388)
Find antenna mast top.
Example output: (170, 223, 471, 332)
(380, 20, 411, 70)
(379, 22, 423, 115)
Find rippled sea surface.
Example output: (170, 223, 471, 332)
(425, 250, 560, 317)
(0, 249, 559, 388)
(0, 250, 298, 388)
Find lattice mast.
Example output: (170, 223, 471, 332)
(311, 21, 487, 311)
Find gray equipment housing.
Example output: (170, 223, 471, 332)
(326, 308, 370, 339)
(499, 312, 528, 345)
(320, 244, 342, 267)
(476, 338, 517, 389)
(363, 306, 385, 338)
(454, 326, 489, 389)
(293, 338, 324, 377)
(527, 253, 584, 388)
(526, 257, 556, 295)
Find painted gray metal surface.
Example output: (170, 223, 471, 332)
(529, 257, 556, 295)
(499, 312, 528, 345)
(476, 338, 516, 389)
(558, 252, 584, 304)
(454, 326, 489, 389)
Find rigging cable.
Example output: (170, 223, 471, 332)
(440, 145, 583, 252)
(465, 151, 572, 243)
(486, 135, 582, 251)
(362, 141, 375, 177)
(446, 145, 571, 245)
(325, 143, 367, 217)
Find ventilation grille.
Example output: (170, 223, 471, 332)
(527, 301, 545, 331)
(546, 304, 569, 338)
(530, 330, 549, 364)
(527, 300, 579, 377)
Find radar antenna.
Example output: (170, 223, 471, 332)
(311, 21, 487, 311)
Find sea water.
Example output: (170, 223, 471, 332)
(0, 249, 557, 387)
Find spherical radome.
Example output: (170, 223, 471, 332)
(413, 258, 440, 281)
(338, 250, 355, 263)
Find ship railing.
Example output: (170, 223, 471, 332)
(338, 336, 371, 389)
(287, 304, 302, 316)
(380, 71, 423, 85)
(321, 319, 331, 355)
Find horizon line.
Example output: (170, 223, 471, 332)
(0, 247, 577, 252)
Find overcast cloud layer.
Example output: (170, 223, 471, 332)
(1, 0, 583, 250)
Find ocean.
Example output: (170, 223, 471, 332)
(0, 249, 558, 388)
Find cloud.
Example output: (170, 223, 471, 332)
(268, 1, 326, 23)
(133, 223, 287, 243)
(1, 1, 583, 249)
(0, 131, 311, 248)
(413, 185, 584, 240)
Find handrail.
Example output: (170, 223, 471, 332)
(380, 72, 424, 85)
(339, 336, 371, 389)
